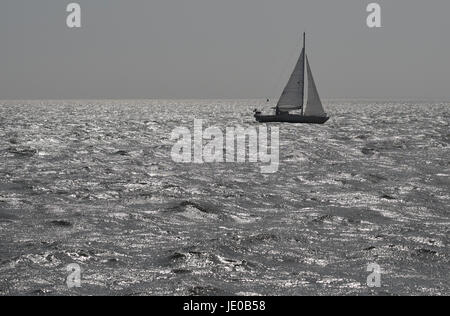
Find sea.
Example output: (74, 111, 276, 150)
(0, 99, 448, 295)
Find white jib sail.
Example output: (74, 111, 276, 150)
(304, 55, 326, 117)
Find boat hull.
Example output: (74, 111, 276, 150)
(254, 114, 329, 124)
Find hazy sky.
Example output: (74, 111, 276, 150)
(1, 0, 449, 99)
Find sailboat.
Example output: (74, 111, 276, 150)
(254, 33, 329, 124)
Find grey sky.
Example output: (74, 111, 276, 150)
(1, 0, 449, 100)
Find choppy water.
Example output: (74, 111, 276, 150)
(0, 100, 448, 296)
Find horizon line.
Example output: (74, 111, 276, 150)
(1, 97, 450, 103)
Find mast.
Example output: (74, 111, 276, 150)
(301, 32, 306, 116)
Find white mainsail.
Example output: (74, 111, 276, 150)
(304, 55, 326, 117)
(277, 48, 304, 111)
